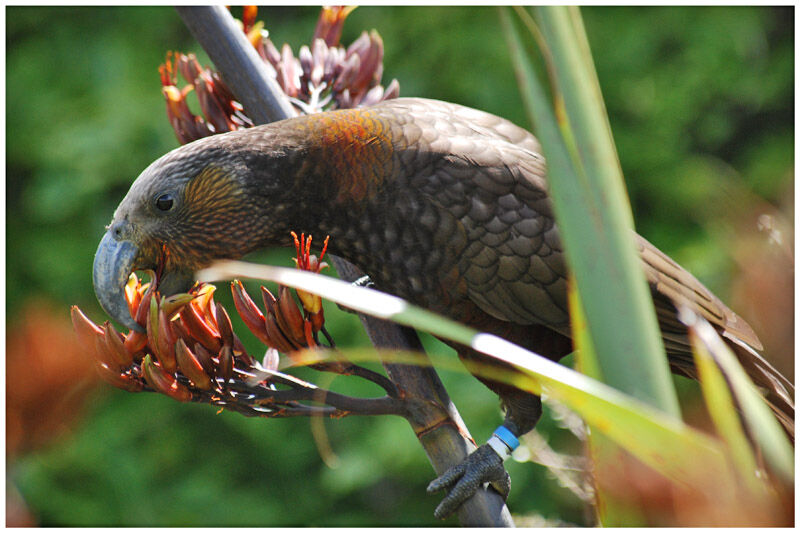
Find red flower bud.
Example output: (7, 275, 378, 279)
(175, 338, 213, 391)
(142, 354, 192, 402)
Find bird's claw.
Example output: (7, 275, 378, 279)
(426, 443, 511, 520)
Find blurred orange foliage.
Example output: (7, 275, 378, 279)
(7, 300, 99, 458)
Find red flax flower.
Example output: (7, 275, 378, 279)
(159, 6, 399, 144)
(159, 51, 253, 144)
(232, 231, 349, 373)
(72, 234, 398, 415)
(291, 231, 330, 332)
(72, 270, 271, 405)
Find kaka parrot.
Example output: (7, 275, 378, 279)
(93, 97, 794, 519)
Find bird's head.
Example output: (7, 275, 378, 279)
(93, 127, 305, 331)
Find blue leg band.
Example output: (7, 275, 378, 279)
(492, 425, 520, 451)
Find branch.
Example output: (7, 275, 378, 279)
(175, 6, 513, 526)
(176, 6, 294, 124)
(175, 369, 408, 418)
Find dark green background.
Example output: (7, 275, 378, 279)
(6, 6, 793, 526)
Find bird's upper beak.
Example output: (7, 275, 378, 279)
(93, 228, 195, 333)
(93, 229, 142, 332)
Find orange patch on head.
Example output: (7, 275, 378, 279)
(166, 163, 252, 270)
(306, 109, 394, 204)
(183, 164, 244, 214)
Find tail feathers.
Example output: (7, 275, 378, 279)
(724, 334, 794, 439)
(638, 234, 764, 350)
(639, 232, 793, 438)
(669, 336, 794, 439)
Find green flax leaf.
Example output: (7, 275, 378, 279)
(200, 261, 732, 489)
(500, 6, 679, 415)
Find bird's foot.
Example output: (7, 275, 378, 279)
(426, 443, 511, 520)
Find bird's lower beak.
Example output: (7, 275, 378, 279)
(93, 230, 142, 332)
(157, 269, 195, 298)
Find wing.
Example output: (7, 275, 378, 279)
(448, 150, 572, 330)
(382, 99, 766, 343)
(438, 135, 794, 432)
(373, 97, 793, 434)
(377, 99, 573, 330)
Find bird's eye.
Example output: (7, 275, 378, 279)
(155, 193, 175, 212)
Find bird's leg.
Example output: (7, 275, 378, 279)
(427, 392, 542, 520)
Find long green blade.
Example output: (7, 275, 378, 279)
(199, 261, 731, 487)
(500, 6, 679, 415)
(691, 328, 768, 497)
(682, 306, 793, 482)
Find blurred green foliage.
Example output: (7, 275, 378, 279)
(6, 6, 792, 526)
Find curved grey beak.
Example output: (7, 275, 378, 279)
(93, 230, 142, 332)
